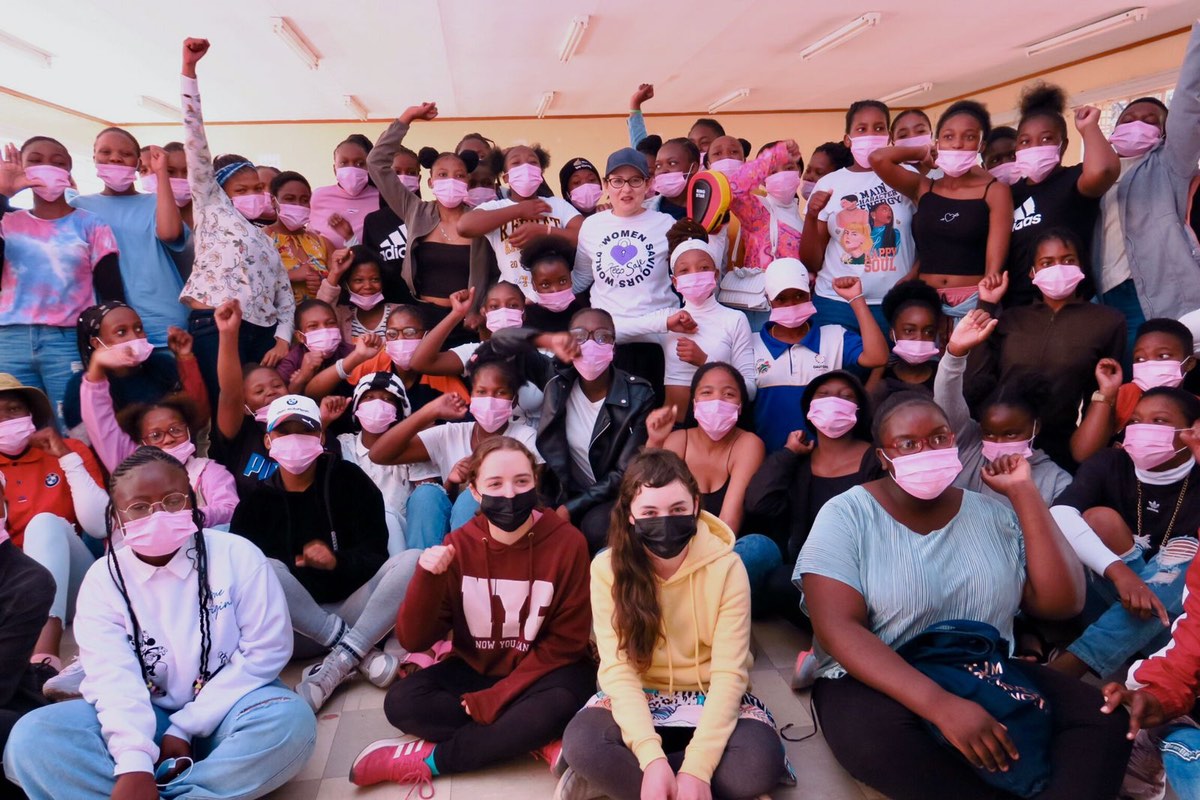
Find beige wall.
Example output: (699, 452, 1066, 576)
(2, 28, 1191, 188)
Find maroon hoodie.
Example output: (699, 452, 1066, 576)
(396, 510, 593, 724)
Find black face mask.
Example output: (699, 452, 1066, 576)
(479, 488, 538, 532)
(633, 514, 697, 559)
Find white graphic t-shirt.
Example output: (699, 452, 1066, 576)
(573, 209, 677, 336)
(813, 168, 915, 303)
(477, 197, 580, 300)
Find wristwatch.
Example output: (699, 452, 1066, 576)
(1090, 391, 1113, 406)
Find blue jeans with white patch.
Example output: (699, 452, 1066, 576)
(1067, 543, 1190, 678)
(1162, 724, 1200, 799)
(0, 324, 82, 429)
(3, 681, 316, 800)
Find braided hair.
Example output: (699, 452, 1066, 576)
(105, 447, 213, 696)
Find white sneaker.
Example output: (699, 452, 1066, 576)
(358, 649, 401, 688)
(295, 647, 357, 712)
(42, 656, 85, 701)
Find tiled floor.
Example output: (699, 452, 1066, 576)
(258, 618, 883, 800)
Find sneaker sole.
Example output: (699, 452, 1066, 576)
(349, 737, 421, 786)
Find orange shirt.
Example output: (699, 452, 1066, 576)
(0, 439, 105, 548)
(348, 353, 470, 402)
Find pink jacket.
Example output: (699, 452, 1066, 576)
(728, 142, 802, 270)
(79, 376, 239, 526)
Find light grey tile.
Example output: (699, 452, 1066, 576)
(293, 709, 340, 782)
(448, 758, 558, 799)
(750, 669, 815, 733)
(751, 619, 811, 672)
(322, 708, 405, 780)
(262, 778, 320, 800)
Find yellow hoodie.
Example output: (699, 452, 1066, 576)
(590, 511, 753, 782)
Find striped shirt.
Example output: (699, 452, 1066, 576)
(796, 486, 1026, 679)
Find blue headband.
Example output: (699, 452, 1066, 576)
(215, 161, 255, 187)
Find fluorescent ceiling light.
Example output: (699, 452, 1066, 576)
(559, 16, 589, 62)
(272, 17, 321, 70)
(1026, 8, 1147, 57)
(801, 13, 881, 60)
(879, 82, 933, 105)
(345, 95, 369, 121)
(708, 88, 750, 114)
(0, 30, 52, 68)
(138, 95, 181, 119)
(537, 91, 556, 119)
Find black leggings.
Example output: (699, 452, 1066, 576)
(764, 563, 811, 630)
(578, 501, 615, 556)
(561, 707, 786, 800)
(383, 657, 596, 774)
(813, 664, 1132, 800)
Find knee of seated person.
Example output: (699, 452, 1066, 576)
(1082, 507, 1129, 536)
(22, 512, 73, 542)
(5, 707, 57, 761)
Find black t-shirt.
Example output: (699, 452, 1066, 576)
(210, 416, 277, 499)
(524, 299, 585, 333)
(362, 205, 414, 305)
(1056, 448, 1200, 557)
(1005, 164, 1101, 307)
(62, 352, 181, 429)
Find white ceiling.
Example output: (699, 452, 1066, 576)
(1, 1, 1197, 124)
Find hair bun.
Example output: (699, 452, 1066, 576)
(459, 150, 480, 173)
(1019, 82, 1066, 117)
(418, 147, 440, 170)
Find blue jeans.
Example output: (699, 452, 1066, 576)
(1162, 724, 1200, 798)
(733, 534, 783, 613)
(811, 295, 888, 335)
(1098, 278, 1144, 371)
(189, 310, 279, 419)
(739, 308, 771, 334)
(1067, 545, 1188, 677)
(0, 324, 82, 429)
(405, 484, 480, 549)
(3, 682, 316, 800)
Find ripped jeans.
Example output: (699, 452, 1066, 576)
(1161, 723, 1200, 798)
(1067, 540, 1194, 678)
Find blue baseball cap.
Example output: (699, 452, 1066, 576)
(605, 147, 649, 179)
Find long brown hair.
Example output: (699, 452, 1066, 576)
(608, 450, 701, 672)
(465, 435, 542, 488)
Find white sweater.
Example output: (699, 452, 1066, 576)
(664, 294, 757, 399)
(76, 530, 291, 775)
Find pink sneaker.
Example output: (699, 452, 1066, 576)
(792, 649, 818, 690)
(532, 739, 566, 776)
(349, 737, 436, 795)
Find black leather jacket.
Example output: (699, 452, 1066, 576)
(537, 366, 655, 518)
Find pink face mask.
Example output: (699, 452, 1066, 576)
(850, 135, 890, 169)
(485, 308, 524, 332)
(800, 179, 817, 200)
(535, 288, 575, 312)
(139, 173, 157, 194)
(0, 415, 36, 456)
(575, 340, 614, 381)
(708, 158, 742, 176)
(1032, 263, 1085, 300)
(1123, 423, 1184, 471)
(1109, 121, 1162, 158)
(694, 399, 740, 441)
(303, 327, 341, 356)
(385, 338, 422, 370)
(895, 134, 933, 151)
(570, 183, 603, 212)
(980, 438, 1033, 462)
(432, 178, 468, 208)
(470, 396, 514, 433)
(276, 203, 311, 230)
(807, 396, 858, 439)
(106, 337, 155, 365)
(349, 291, 384, 311)
(1132, 360, 1185, 391)
(893, 339, 939, 365)
(506, 163, 544, 198)
(675, 271, 717, 304)
(162, 438, 196, 463)
(398, 174, 421, 193)
(268, 433, 324, 474)
(765, 170, 802, 203)
(97, 164, 137, 192)
(336, 166, 369, 196)
(25, 165, 72, 202)
(232, 192, 273, 220)
(884, 447, 962, 500)
(247, 405, 271, 424)
(355, 399, 398, 434)
(934, 149, 979, 177)
(120, 509, 198, 558)
(989, 161, 1024, 186)
(770, 301, 817, 329)
(654, 171, 688, 198)
(1014, 145, 1061, 184)
(466, 186, 497, 207)
(168, 178, 192, 207)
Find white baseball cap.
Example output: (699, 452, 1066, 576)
(763, 258, 811, 301)
(266, 395, 322, 432)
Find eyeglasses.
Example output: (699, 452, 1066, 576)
(142, 425, 189, 446)
(384, 327, 425, 341)
(606, 176, 646, 189)
(119, 492, 192, 520)
(568, 328, 616, 346)
(885, 433, 955, 456)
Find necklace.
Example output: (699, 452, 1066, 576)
(1136, 473, 1190, 547)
